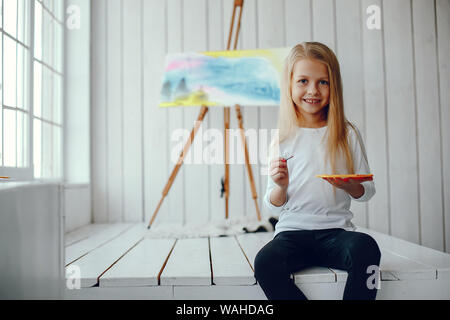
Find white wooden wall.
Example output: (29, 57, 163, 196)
(90, 0, 450, 253)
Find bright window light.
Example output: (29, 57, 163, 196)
(1, 0, 64, 179)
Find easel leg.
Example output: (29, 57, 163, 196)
(224, 107, 230, 219)
(234, 104, 262, 221)
(223, 0, 245, 220)
(227, 0, 244, 50)
(147, 106, 209, 229)
(149, 0, 245, 227)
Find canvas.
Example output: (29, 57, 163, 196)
(159, 47, 290, 108)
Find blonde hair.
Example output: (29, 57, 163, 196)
(272, 42, 355, 176)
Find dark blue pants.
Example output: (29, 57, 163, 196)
(254, 228, 381, 300)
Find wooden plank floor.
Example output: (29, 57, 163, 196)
(210, 236, 255, 285)
(65, 223, 450, 291)
(160, 238, 211, 286)
(359, 227, 450, 279)
(99, 238, 176, 287)
(68, 224, 147, 287)
(65, 223, 134, 265)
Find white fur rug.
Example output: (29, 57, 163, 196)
(145, 216, 274, 239)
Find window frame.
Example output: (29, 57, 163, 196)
(0, 0, 65, 181)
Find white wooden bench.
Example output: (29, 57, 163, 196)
(64, 223, 450, 300)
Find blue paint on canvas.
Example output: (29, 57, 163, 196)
(160, 51, 284, 107)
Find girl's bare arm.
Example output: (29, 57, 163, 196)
(269, 185, 287, 207)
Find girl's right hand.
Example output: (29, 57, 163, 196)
(269, 157, 289, 190)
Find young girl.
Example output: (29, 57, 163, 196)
(254, 42, 381, 300)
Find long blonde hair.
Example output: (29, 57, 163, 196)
(273, 42, 355, 175)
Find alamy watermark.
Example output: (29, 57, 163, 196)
(366, 4, 381, 30)
(366, 265, 381, 290)
(66, 5, 81, 30)
(66, 264, 81, 290)
(170, 122, 281, 176)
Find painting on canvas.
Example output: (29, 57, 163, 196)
(159, 48, 290, 108)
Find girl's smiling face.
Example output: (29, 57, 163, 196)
(291, 58, 330, 125)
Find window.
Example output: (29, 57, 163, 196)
(33, 0, 64, 179)
(0, 0, 64, 180)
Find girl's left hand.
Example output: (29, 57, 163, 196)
(323, 177, 372, 195)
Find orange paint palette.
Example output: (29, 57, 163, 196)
(316, 174, 373, 181)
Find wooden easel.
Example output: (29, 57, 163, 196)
(147, 0, 261, 229)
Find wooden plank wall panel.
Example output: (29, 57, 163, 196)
(336, 0, 367, 228)
(91, 0, 108, 222)
(361, 0, 390, 234)
(89, 0, 450, 253)
(383, 0, 420, 244)
(257, 0, 285, 219)
(122, 0, 143, 221)
(166, 0, 185, 226)
(207, 0, 226, 223)
(182, 0, 210, 225)
(106, 0, 123, 222)
(312, 0, 336, 51)
(412, 0, 444, 251)
(436, 0, 450, 253)
(222, 0, 246, 220)
(285, 0, 312, 44)
(143, 0, 169, 226)
(241, 0, 262, 219)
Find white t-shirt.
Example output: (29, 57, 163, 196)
(263, 123, 375, 238)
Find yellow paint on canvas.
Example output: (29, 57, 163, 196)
(202, 47, 289, 75)
(160, 90, 220, 107)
